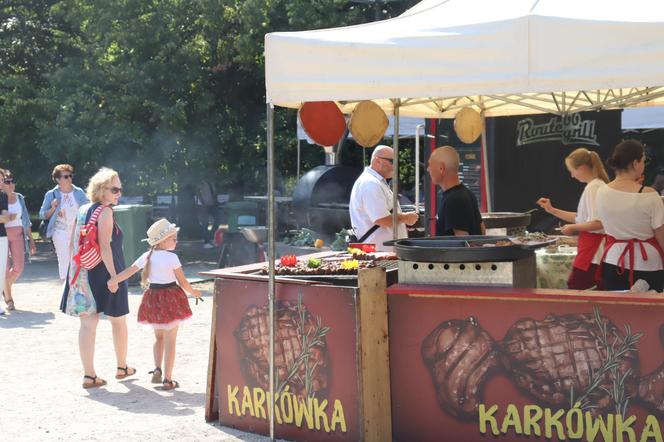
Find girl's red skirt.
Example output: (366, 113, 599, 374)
(137, 285, 192, 330)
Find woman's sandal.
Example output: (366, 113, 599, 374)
(82, 375, 107, 389)
(161, 379, 179, 391)
(149, 367, 162, 384)
(115, 366, 137, 379)
(6, 299, 14, 311)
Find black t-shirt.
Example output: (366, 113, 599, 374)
(436, 183, 483, 236)
(0, 192, 7, 237)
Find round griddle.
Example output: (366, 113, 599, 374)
(391, 236, 533, 263)
(481, 212, 531, 229)
(298, 101, 346, 146)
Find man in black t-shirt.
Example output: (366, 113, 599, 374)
(427, 146, 485, 236)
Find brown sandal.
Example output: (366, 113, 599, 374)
(6, 299, 14, 311)
(160, 379, 179, 390)
(83, 375, 107, 389)
(115, 366, 137, 379)
(149, 367, 162, 384)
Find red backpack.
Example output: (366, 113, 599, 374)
(71, 204, 107, 283)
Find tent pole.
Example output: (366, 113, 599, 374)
(415, 123, 424, 210)
(297, 138, 301, 179)
(480, 113, 492, 212)
(266, 103, 276, 442)
(392, 99, 400, 238)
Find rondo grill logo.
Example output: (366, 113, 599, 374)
(516, 114, 599, 147)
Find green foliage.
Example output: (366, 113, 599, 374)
(1, 0, 419, 209)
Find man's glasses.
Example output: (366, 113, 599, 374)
(108, 187, 122, 194)
(59, 174, 73, 179)
(378, 156, 394, 164)
(3, 179, 14, 184)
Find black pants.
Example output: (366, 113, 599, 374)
(601, 263, 664, 292)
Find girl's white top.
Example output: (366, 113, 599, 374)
(595, 186, 664, 270)
(133, 250, 182, 284)
(5, 200, 22, 228)
(575, 178, 606, 264)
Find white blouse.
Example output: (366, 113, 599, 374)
(595, 186, 664, 271)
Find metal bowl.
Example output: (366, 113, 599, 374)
(240, 226, 269, 244)
(481, 212, 531, 229)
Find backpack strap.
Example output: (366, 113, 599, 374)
(71, 204, 108, 284)
(89, 204, 107, 225)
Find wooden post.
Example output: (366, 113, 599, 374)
(205, 280, 220, 422)
(357, 267, 392, 441)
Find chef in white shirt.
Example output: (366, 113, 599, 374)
(349, 145, 418, 251)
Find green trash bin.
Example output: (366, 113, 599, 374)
(225, 201, 258, 232)
(113, 204, 152, 265)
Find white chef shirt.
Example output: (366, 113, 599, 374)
(349, 167, 407, 252)
(595, 186, 664, 270)
(133, 250, 182, 284)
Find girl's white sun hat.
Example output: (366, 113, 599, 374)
(143, 218, 180, 246)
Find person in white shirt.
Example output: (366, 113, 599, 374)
(349, 145, 418, 251)
(537, 148, 609, 289)
(109, 219, 202, 390)
(595, 140, 664, 291)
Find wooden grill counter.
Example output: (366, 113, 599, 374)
(202, 252, 395, 442)
(386, 284, 664, 442)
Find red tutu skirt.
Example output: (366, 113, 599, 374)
(137, 285, 192, 330)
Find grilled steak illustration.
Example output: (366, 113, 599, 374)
(501, 313, 639, 413)
(422, 317, 501, 419)
(424, 311, 664, 420)
(235, 301, 329, 397)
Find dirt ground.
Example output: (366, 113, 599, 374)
(0, 241, 269, 442)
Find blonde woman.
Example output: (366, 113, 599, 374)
(537, 148, 609, 289)
(60, 167, 135, 388)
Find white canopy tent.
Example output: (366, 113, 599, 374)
(266, 0, 664, 117)
(261, 2, 664, 437)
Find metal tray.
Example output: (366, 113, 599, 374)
(481, 212, 531, 229)
(390, 235, 533, 263)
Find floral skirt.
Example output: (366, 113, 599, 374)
(137, 285, 192, 330)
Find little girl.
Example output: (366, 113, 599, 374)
(108, 218, 201, 390)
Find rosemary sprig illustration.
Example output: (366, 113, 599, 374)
(276, 291, 330, 397)
(570, 307, 642, 413)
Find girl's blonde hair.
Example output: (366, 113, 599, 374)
(141, 247, 156, 288)
(566, 148, 609, 183)
(86, 167, 119, 202)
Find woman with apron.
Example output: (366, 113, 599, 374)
(595, 140, 664, 291)
(537, 148, 609, 289)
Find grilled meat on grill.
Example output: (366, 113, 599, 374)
(235, 301, 329, 397)
(421, 317, 501, 420)
(501, 313, 639, 413)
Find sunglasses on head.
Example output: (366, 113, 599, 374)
(378, 156, 394, 164)
(3, 179, 14, 184)
(58, 174, 73, 179)
(108, 187, 122, 194)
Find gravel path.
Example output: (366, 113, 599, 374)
(0, 242, 270, 442)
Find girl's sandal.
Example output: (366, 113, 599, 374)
(82, 375, 107, 389)
(115, 366, 137, 379)
(149, 367, 162, 384)
(160, 379, 179, 391)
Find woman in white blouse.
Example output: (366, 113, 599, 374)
(595, 140, 664, 291)
(537, 148, 609, 289)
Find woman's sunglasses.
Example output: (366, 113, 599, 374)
(58, 174, 73, 179)
(3, 179, 14, 184)
(108, 187, 122, 194)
